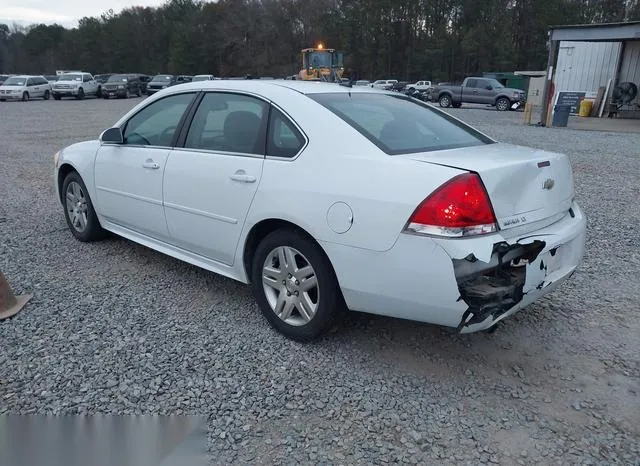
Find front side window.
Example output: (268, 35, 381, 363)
(309, 92, 493, 155)
(267, 108, 305, 158)
(123, 93, 195, 147)
(83, 75, 91, 82)
(26, 78, 35, 86)
(184, 92, 268, 155)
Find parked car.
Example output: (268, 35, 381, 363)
(146, 74, 178, 95)
(432, 77, 526, 111)
(135, 74, 151, 94)
(177, 75, 193, 83)
(0, 75, 51, 101)
(94, 74, 113, 86)
(370, 79, 398, 90)
(44, 75, 59, 86)
(52, 72, 100, 100)
(406, 80, 432, 91)
(192, 74, 216, 82)
(354, 80, 370, 86)
(53, 81, 585, 341)
(0, 75, 11, 85)
(102, 74, 142, 99)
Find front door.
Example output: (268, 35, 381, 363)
(476, 79, 497, 104)
(163, 92, 269, 265)
(94, 92, 197, 240)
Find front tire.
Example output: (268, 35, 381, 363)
(61, 171, 106, 242)
(76, 88, 85, 100)
(251, 229, 343, 341)
(496, 97, 510, 111)
(53, 94, 61, 100)
(22, 92, 29, 101)
(439, 94, 452, 108)
(44, 90, 50, 100)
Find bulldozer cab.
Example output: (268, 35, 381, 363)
(300, 47, 344, 81)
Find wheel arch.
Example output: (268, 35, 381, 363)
(57, 163, 78, 203)
(242, 218, 336, 286)
(494, 94, 511, 106)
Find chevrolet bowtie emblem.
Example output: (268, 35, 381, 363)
(543, 178, 555, 190)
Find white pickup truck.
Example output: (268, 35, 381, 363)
(52, 72, 101, 100)
(406, 80, 432, 91)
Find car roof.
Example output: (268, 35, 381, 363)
(173, 79, 389, 95)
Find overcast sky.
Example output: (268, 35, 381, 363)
(2, 1, 166, 28)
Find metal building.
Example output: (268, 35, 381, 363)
(540, 21, 640, 124)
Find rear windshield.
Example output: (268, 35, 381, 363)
(308, 93, 493, 155)
(152, 75, 172, 82)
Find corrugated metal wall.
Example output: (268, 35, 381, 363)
(618, 41, 640, 106)
(554, 41, 621, 93)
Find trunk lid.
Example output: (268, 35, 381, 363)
(406, 143, 574, 232)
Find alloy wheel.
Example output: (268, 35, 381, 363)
(262, 246, 319, 326)
(66, 181, 88, 233)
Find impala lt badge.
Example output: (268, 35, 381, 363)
(543, 178, 555, 190)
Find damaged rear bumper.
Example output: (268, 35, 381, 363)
(320, 202, 585, 332)
(440, 202, 586, 332)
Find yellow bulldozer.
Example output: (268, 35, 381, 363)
(298, 44, 344, 82)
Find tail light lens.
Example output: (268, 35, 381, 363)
(404, 173, 497, 238)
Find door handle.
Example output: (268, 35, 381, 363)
(230, 170, 256, 183)
(142, 159, 160, 169)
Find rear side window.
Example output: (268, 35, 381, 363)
(465, 79, 478, 88)
(267, 108, 305, 158)
(309, 93, 493, 155)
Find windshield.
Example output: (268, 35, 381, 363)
(305, 51, 332, 68)
(108, 75, 128, 82)
(487, 78, 504, 89)
(3, 77, 26, 86)
(60, 73, 82, 81)
(152, 75, 172, 82)
(308, 93, 493, 155)
(192, 75, 211, 82)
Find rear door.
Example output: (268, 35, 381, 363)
(462, 79, 481, 103)
(163, 91, 269, 265)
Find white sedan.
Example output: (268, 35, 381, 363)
(53, 80, 586, 341)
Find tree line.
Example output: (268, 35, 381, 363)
(1, 0, 639, 82)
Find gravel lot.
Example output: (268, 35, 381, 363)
(1, 96, 639, 465)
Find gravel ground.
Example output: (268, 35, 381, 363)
(0, 96, 639, 465)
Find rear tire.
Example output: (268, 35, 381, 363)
(44, 90, 50, 100)
(61, 171, 107, 242)
(439, 94, 452, 108)
(251, 229, 343, 341)
(496, 97, 510, 111)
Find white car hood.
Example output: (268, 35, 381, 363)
(0, 85, 24, 90)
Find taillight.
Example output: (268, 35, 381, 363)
(404, 173, 497, 238)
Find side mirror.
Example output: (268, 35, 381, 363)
(100, 127, 123, 144)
